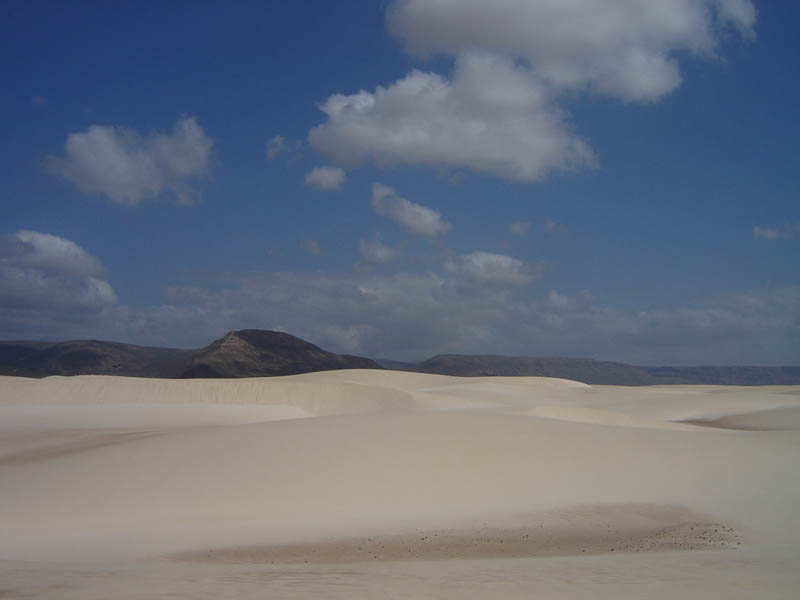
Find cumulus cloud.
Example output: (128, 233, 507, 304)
(0, 230, 116, 335)
(310, 54, 595, 182)
(445, 251, 543, 288)
(388, 0, 755, 101)
(510, 221, 531, 236)
(309, 1, 754, 182)
(371, 183, 451, 237)
(753, 224, 799, 240)
(45, 116, 212, 205)
(304, 166, 346, 190)
(358, 236, 399, 264)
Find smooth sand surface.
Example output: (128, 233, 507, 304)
(1, 371, 799, 598)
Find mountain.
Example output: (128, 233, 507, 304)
(640, 365, 800, 386)
(384, 354, 800, 386)
(162, 329, 381, 378)
(407, 355, 656, 384)
(0, 330, 381, 378)
(0, 340, 189, 378)
(2, 333, 798, 384)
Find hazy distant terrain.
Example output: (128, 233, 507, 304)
(1, 330, 799, 385)
(385, 355, 800, 386)
(0, 339, 189, 378)
(0, 330, 381, 379)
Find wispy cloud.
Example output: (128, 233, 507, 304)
(358, 236, 399, 264)
(77, 276, 799, 365)
(545, 219, 568, 233)
(300, 238, 322, 255)
(266, 247, 285, 260)
(753, 223, 800, 240)
(510, 221, 531, 236)
(371, 183, 451, 237)
(266, 135, 302, 160)
(2, 231, 797, 365)
(445, 251, 543, 289)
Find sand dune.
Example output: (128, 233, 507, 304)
(1, 371, 798, 598)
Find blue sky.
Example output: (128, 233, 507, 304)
(2, 0, 798, 365)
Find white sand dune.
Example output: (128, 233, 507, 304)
(1, 371, 799, 599)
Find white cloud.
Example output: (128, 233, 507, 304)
(444, 251, 543, 288)
(309, 1, 754, 182)
(139, 270, 509, 357)
(103, 277, 800, 365)
(304, 166, 346, 190)
(388, 0, 755, 101)
(45, 116, 212, 205)
(371, 183, 451, 237)
(300, 239, 322, 255)
(715, 0, 758, 38)
(2, 236, 797, 365)
(0, 230, 116, 322)
(4, 230, 104, 276)
(510, 221, 531, 236)
(310, 54, 595, 182)
(753, 224, 799, 240)
(358, 236, 399, 264)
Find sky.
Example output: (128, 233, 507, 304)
(1, 0, 799, 365)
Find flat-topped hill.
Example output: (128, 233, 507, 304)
(164, 329, 382, 378)
(0, 330, 381, 378)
